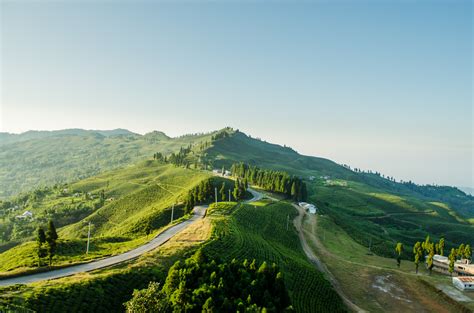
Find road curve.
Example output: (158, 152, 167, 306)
(0, 206, 208, 287)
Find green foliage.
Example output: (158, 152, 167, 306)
(124, 252, 293, 312)
(18, 267, 165, 313)
(183, 177, 235, 213)
(202, 202, 345, 312)
(0, 162, 211, 273)
(448, 248, 456, 275)
(413, 242, 423, 274)
(395, 242, 403, 268)
(36, 227, 47, 267)
(230, 162, 307, 201)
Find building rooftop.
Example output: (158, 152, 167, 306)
(456, 277, 474, 283)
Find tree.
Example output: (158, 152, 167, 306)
(395, 242, 403, 268)
(219, 182, 226, 202)
(124, 282, 168, 312)
(290, 182, 297, 200)
(233, 179, 241, 201)
(457, 243, 465, 260)
(413, 242, 423, 274)
(427, 243, 435, 275)
(46, 220, 58, 266)
(464, 244, 472, 261)
(36, 227, 47, 267)
(448, 248, 456, 276)
(438, 238, 445, 256)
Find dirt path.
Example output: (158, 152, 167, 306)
(292, 204, 368, 313)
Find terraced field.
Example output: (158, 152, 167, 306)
(203, 201, 346, 312)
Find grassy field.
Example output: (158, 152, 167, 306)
(0, 161, 215, 274)
(303, 212, 474, 312)
(311, 183, 474, 259)
(0, 210, 214, 312)
(202, 201, 346, 313)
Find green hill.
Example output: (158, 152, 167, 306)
(0, 161, 216, 272)
(0, 129, 220, 198)
(202, 130, 474, 257)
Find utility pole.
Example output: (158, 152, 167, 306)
(215, 187, 218, 205)
(86, 221, 91, 254)
(171, 204, 174, 223)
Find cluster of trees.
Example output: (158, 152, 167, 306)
(36, 220, 58, 266)
(447, 243, 472, 275)
(183, 179, 218, 213)
(124, 250, 292, 312)
(397, 236, 472, 275)
(232, 179, 248, 201)
(152, 152, 165, 162)
(230, 163, 307, 201)
(211, 129, 231, 141)
(168, 146, 192, 167)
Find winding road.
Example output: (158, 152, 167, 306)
(0, 188, 264, 287)
(0, 206, 208, 287)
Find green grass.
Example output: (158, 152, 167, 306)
(202, 201, 346, 313)
(0, 161, 212, 274)
(304, 213, 474, 312)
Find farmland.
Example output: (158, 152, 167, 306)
(0, 161, 222, 274)
(203, 201, 346, 312)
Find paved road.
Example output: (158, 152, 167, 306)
(0, 206, 208, 287)
(246, 188, 263, 202)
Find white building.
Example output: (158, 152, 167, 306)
(16, 210, 33, 219)
(452, 276, 474, 291)
(429, 254, 474, 276)
(299, 202, 317, 214)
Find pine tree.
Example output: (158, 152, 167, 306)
(46, 220, 58, 266)
(219, 182, 226, 201)
(36, 227, 47, 267)
(290, 182, 297, 200)
(395, 242, 403, 268)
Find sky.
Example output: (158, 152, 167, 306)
(0, 0, 472, 188)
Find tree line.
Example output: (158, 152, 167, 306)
(230, 163, 307, 201)
(36, 220, 58, 267)
(124, 250, 293, 312)
(394, 236, 472, 275)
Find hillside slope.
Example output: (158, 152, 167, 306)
(202, 130, 474, 256)
(0, 161, 213, 273)
(0, 130, 218, 198)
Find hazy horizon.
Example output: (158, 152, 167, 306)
(1, 1, 472, 189)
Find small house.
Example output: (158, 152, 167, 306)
(16, 210, 33, 219)
(299, 202, 317, 214)
(452, 276, 474, 291)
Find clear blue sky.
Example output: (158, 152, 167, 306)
(0, 1, 472, 188)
